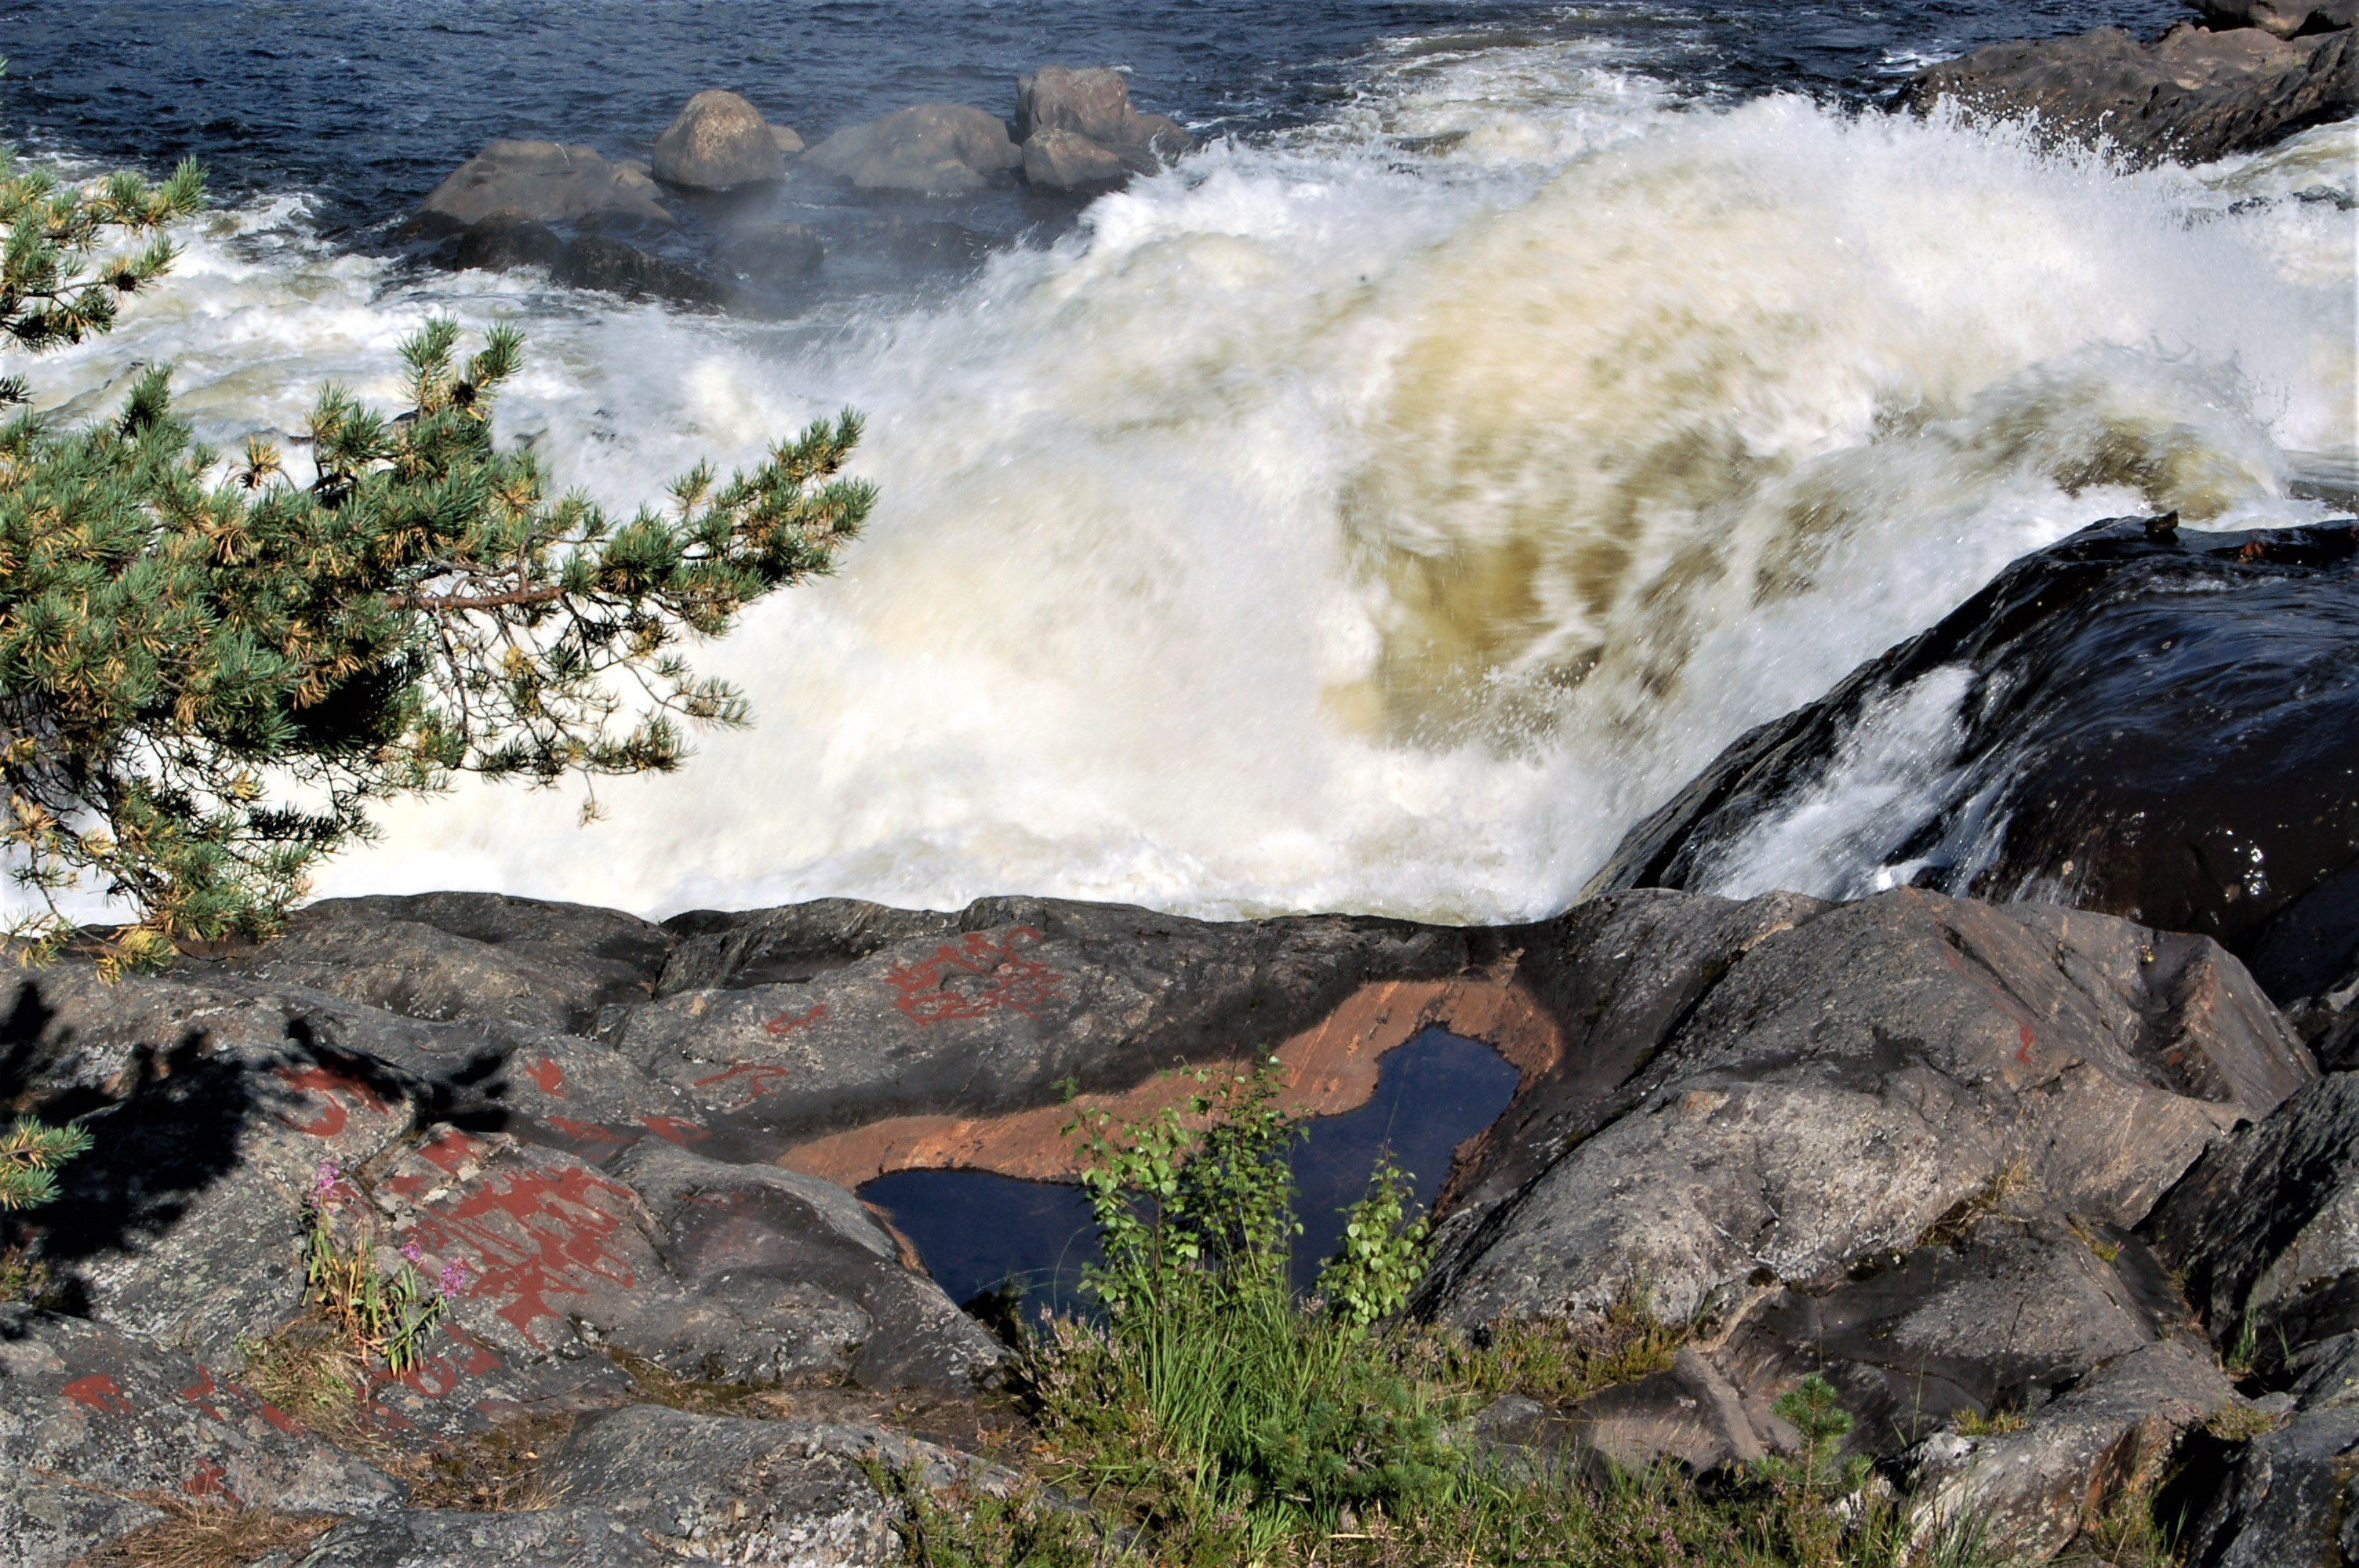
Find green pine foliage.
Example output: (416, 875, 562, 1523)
(0, 1113, 90, 1210)
(0, 74, 872, 967)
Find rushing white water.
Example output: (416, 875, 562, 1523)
(16, 41, 2357, 925)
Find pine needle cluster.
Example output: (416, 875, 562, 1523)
(0, 1113, 90, 1210)
(0, 67, 872, 967)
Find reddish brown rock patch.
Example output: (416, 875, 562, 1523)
(775, 972, 1558, 1188)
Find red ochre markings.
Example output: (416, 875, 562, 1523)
(523, 1058, 565, 1096)
(276, 1063, 391, 1138)
(544, 1115, 628, 1145)
(889, 926, 1066, 1025)
(641, 1115, 710, 1145)
(372, 1321, 503, 1403)
(692, 1060, 796, 1112)
(2018, 1022, 2037, 1065)
(178, 1365, 226, 1422)
(183, 1457, 233, 1499)
(764, 1003, 827, 1038)
(63, 1373, 131, 1414)
(394, 1153, 639, 1349)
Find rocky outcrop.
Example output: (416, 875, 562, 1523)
(1012, 65, 1192, 191)
(1418, 885, 2314, 1558)
(414, 140, 672, 230)
(0, 1307, 402, 1566)
(1585, 517, 2359, 1017)
(1424, 888, 2311, 1327)
(652, 89, 787, 191)
(0, 878, 2337, 1562)
(2196, 0, 2359, 38)
(2151, 1072, 2359, 1373)
(802, 103, 1023, 194)
(2147, 1073, 2359, 1566)
(1903, 17, 2359, 167)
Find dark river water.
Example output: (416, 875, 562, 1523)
(2, 0, 2183, 230)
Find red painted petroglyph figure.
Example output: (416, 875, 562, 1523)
(641, 1115, 711, 1145)
(62, 1373, 130, 1414)
(524, 1058, 565, 1096)
(888, 927, 1065, 1025)
(388, 1134, 640, 1349)
(692, 1059, 796, 1111)
(544, 1116, 627, 1145)
(276, 1063, 391, 1138)
(182, 1457, 232, 1499)
(764, 1003, 827, 1037)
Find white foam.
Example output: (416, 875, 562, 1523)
(9, 64, 2353, 926)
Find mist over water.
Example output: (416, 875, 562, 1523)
(8, 16, 2354, 924)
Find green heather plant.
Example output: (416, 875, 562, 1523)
(0, 79, 871, 969)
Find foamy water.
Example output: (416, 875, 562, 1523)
(15, 40, 2356, 924)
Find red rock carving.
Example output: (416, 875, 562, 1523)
(394, 1152, 640, 1349)
(276, 1064, 391, 1138)
(544, 1116, 627, 1145)
(524, 1058, 565, 1096)
(764, 1003, 827, 1037)
(641, 1116, 710, 1145)
(177, 1365, 226, 1421)
(183, 1458, 233, 1499)
(692, 1060, 796, 1111)
(63, 1373, 130, 1414)
(888, 927, 1066, 1025)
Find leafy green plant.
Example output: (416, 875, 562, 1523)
(0, 1112, 90, 1210)
(300, 1159, 453, 1374)
(1038, 1065, 1452, 1552)
(1315, 1153, 1428, 1330)
(0, 102, 872, 968)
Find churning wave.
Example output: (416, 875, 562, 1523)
(21, 37, 2357, 925)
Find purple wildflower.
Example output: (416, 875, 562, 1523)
(438, 1258, 468, 1296)
(311, 1158, 340, 1205)
(401, 1238, 423, 1265)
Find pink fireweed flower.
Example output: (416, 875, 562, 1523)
(438, 1259, 468, 1296)
(311, 1159, 340, 1199)
(401, 1239, 424, 1265)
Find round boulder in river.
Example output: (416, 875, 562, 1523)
(653, 89, 787, 191)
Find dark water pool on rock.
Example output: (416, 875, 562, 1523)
(858, 1026, 1518, 1316)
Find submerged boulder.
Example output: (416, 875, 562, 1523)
(802, 103, 1023, 193)
(1583, 517, 2359, 1014)
(1903, 20, 2359, 166)
(652, 89, 787, 191)
(415, 140, 673, 229)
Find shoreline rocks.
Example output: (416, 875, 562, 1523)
(801, 103, 1023, 194)
(1, 877, 2340, 1562)
(1902, 8, 2359, 167)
